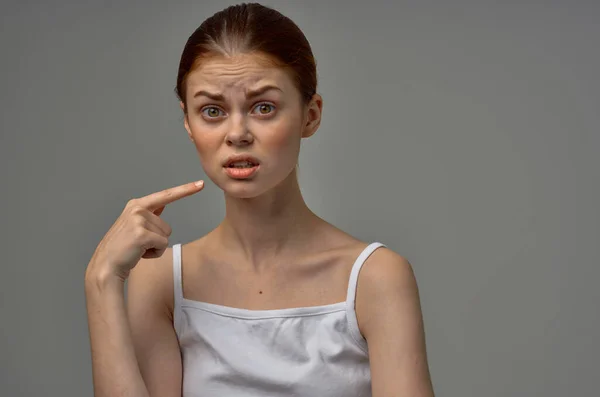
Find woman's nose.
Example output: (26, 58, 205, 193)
(226, 114, 253, 145)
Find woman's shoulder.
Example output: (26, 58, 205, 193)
(127, 233, 212, 319)
(354, 244, 416, 328)
(127, 248, 177, 320)
(325, 225, 413, 307)
(314, 222, 389, 259)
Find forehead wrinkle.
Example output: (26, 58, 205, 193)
(203, 66, 264, 78)
(190, 74, 285, 96)
(194, 78, 275, 95)
(199, 67, 278, 85)
(187, 57, 293, 100)
(194, 54, 279, 80)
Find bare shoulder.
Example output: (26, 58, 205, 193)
(127, 246, 176, 318)
(360, 247, 416, 293)
(355, 247, 434, 395)
(355, 246, 420, 336)
(126, 247, 185, 396)
(127, 235, 211, 315)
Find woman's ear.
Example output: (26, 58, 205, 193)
(180, 101, 194, 142)
(302, 94, 323, 138)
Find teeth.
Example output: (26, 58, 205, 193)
(230, 160, 255, 168)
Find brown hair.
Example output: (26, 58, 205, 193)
(174, 2, 317, 113)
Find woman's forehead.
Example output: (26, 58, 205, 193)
(187, 54, 292, 93)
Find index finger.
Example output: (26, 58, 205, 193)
(138, 180, 204, 211)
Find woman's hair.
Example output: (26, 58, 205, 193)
(174, 2, 317, 113)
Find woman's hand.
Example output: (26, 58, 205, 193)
(85, 180, 205, 283)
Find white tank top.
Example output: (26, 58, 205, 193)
(172, 241, 387, 396)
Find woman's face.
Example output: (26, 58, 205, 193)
(181, 53, 321, 198)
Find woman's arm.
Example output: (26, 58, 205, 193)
(85, 270, 152, 397)
(85, 254, 182, 397)
(356, 248, 435, 397)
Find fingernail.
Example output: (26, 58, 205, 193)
(194, 180, 204, 187)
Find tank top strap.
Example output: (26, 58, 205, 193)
(172, 243, 184, 337)
(345, 241, 387, 352)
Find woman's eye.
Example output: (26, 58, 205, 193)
(201, 107, 224, 118)
(253, 103, 275, 115)
(200, 104, 274, 119)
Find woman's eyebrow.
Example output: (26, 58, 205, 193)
(245, 85, 283, 98)
(192, 85, 282, 101)
(193, 90, 224, 101)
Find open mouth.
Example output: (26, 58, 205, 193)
(223, 163, 260, 179)
(225, 161, 258, 169)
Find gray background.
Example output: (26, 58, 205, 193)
(1, 0, 598, 396)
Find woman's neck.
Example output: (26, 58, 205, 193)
(214, 171, 324, 271)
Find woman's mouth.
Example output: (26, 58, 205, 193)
(223, 163, 260, 179)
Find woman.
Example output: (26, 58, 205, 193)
(85, 3, 434, 396)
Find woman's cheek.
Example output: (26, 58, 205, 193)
(262, 116, 299, 147)
(189, 136, 217, 175)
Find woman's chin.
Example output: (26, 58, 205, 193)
(219, 177, 263, 198)
(223, 186, 263, 199)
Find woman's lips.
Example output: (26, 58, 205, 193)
(223, 155, 260, 167)
(223, 164, 259, 179)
